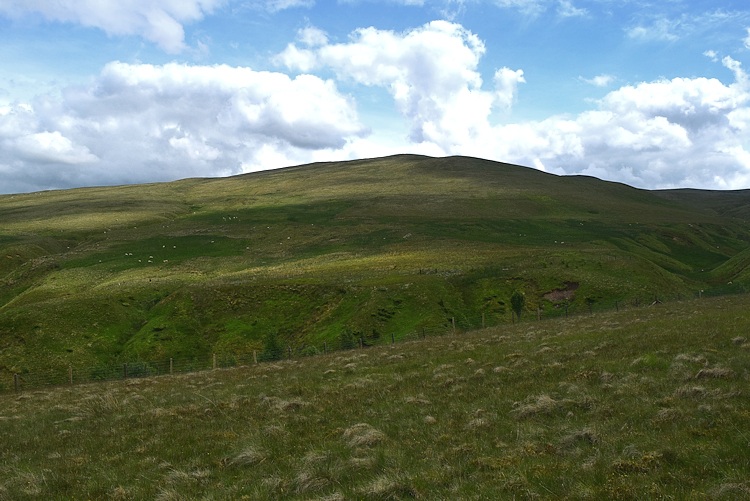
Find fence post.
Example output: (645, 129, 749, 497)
(14, 374, 19, 392)
(391, 332, 395, 344)
(253, 351, 258, 364)
(482, 312, 485, 329)
(68, 366, 73, 385)
(359, 337, 364, 349)
(170, 358, 173, 375)
(123, 363, 128, 379)
(452, 317, 456, 333)
(213, 353, 217, 370)
(288, 346, 292, 358)
(323, 342, 327, 353)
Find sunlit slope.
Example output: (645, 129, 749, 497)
(1, 154, 750, 375)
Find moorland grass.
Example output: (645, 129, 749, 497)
(1, 294, 748, 499)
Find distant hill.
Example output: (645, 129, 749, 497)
(2, 154, 750, 378)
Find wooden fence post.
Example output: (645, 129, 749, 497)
(452, 317, 456, 333)
(391, 332, 395, 344)
(68, 366, 73, 385)
(169, 358, 173, 374)
(482, 312, 485, 329)
(123, 363, 128, 379)
(253, 351, 258, 364)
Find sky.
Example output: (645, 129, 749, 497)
(0, 1, 749, 194)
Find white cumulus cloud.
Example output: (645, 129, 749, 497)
(0, 62, 368, 193)
(277, 19, 750, 190)
(13, 131, 99, 165)
(0, 0, 225, 53)
(279, 21, 522, 149)
(495, 57, 750, 189)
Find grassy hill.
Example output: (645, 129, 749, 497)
(2, 155, 750, 381)
(1, 294, 748, 499)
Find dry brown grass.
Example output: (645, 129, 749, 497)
(342, 423, 386, 448)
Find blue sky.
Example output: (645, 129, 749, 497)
(1, 0, 749, 194)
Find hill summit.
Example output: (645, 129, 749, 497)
(2, 155, 750, 378)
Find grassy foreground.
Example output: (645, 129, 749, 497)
(1, 294, 748, 499)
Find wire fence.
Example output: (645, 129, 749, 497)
(1, 288, 735, 394)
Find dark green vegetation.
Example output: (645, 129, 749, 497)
(1, 295, 749, 499)
(2, 155, 750, 386)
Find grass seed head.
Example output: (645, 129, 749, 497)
(225, 446, 267, 467)
(695, 367, 735, 379)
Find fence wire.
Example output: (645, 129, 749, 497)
(0, 290, 724, 393)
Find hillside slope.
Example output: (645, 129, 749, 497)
(2, 155, 750, 377)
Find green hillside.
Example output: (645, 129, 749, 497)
(2, 155, 750, 380)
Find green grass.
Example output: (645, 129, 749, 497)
(1, 294, 748, 499)
(2, 154, 750, 379)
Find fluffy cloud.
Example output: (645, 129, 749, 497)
(278, 20, 750, 189)
(0, 0, 224, 53)
(279, 21, 521, 148)
(0, 62, 367, 193)
(2, 16, 749, 194)
(492, 57, 750, 189)
(494, 67, 526, 109)
(12, 131, 99, 165)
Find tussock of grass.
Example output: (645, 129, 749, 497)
(224, 446, 267, 467)
(360, 473, 418, 499)
(559, 428, 600, 450)
(511, 393, 591, 419)
(710, 482, 750, 498)
(260, 395, 308, 412)
(342, 423, 386, 448)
